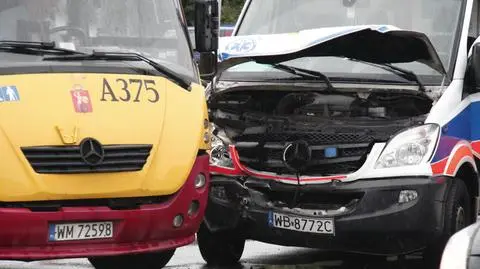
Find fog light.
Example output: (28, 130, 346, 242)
(195, 173, 206, 189)
(399, 190, 418, 204)
(211, 186, 228, 201)
(188, 201, 200, 216)
(173, 214, 184, 228)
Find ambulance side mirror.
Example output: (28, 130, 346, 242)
(195, 0, 219, 81)
(465, 43, 480, 94)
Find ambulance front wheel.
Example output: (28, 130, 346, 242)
(88, 249, 175, 269)
(197, 222, 245, 266)
(423, 179, 472, 269)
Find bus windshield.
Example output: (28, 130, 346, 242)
(0, 0, 195, 78)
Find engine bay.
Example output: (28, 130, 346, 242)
(209, 88, 432, 131)
(209, 85, 433, 175)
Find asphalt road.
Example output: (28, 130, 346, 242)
(0, 241, 427, 269)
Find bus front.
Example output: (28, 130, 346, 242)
(0, 0, 213, 268)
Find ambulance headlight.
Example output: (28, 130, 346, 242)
(210, 133, 233, 168)
(375, 124, 440, 169)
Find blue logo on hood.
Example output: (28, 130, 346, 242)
(225, 38, 257, 54)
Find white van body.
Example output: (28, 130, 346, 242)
(198, 0, 480, 266)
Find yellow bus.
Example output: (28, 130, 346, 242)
(0, 0, 218, 268)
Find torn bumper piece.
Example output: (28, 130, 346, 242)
(204, 175, 450, 255)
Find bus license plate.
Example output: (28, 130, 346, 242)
(48, 221, 113, 241)
(268, 212, 335, 235)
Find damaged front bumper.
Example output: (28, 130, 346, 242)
(204, 175, 450, 255)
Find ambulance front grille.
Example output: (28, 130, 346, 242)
(21, 144, 153, 174)
(233, 132, 375, 175)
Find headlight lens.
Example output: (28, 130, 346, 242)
(210, 134, 233, 168)
(375, 124, 440, 169)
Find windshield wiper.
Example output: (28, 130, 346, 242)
(270, 63, 335, 91)
(43, 51, 191, 90)
(348, 58, 426, 92)
(0, 40, 85, 55)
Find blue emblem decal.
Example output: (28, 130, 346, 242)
(267, 211, 274, 227)
(324, 147, 338, 158)
(219, 52, 231, 61)
(0, 86, 20, 102)
(48, 224, 55, 241)
(225, 38, 256, 54)
(376, 25, 390, 33)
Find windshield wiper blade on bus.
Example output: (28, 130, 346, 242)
(348, 58, 426, 92)
(43, 51, 191, 90)
(0, 40, 85, 55)
(270, 63, 336, 91)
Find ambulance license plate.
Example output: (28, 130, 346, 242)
(49, 221, 113, 241)
(268, 212, 335, 235)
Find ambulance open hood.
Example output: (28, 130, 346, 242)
(217, 25, 447, 75)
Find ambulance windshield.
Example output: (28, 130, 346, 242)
(236, 0, 463, 76)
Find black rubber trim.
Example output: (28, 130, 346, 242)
(0, 195, 174, 212)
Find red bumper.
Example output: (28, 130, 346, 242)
(0, 155, 210, 260)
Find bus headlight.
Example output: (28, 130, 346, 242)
(194, 173, 206, 189)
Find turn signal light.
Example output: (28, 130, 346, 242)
(204, 132, 210, 143)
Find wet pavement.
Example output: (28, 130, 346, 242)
(0, 241, 427, 269)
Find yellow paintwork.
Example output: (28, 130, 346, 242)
(0, 73, 209, 202)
